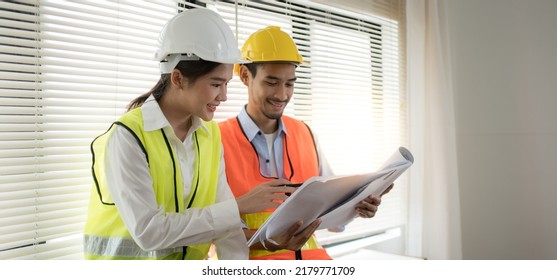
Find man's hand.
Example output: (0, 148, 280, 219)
(355, 183, 394, 218)
(236, 179, 298, 214)
(263, 219, 322, 252)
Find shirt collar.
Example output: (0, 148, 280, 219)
(237, 105, 288, 141)
(141, 94, 209, 135)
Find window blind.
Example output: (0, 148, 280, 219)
(1, 0, 406, 259)
(207, 0, 408, 245)
(0, 0, 180, 259)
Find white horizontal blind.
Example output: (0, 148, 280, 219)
(0, 0, 180, 259)
(208, 0, 408, 245)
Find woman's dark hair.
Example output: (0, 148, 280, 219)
(127, 59, 221, 111)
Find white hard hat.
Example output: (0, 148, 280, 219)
(154, 8, 249, 73)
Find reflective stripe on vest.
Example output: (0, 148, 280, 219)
(84, 235, 183, 260)
(219, 116, 331, 260)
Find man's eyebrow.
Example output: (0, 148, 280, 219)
(265, 75, 297, 82)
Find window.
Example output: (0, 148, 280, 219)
(211, 0, 408, 247)
(0, 0, 178, 259)
(0, 0, 406, 259)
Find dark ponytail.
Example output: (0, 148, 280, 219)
(127, 74, 170, 111)
(127, 59, 222, 111)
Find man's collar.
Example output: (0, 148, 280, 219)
(237, 105, 288, 141)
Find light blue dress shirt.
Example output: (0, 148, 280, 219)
(236, 105, 334, 179)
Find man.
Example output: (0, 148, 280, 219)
(219, 26, 391, 260)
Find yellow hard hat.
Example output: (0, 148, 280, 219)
(235, 26, 303, 74)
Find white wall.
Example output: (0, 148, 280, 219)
(446, 0, 557, 259)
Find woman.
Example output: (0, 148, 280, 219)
(83, 8, 248, 260)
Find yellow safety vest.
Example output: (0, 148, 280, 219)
(84, 108, 221, 260)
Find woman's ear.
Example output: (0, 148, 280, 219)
(170, 69, 185, 88)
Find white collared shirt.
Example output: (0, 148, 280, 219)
(104, 95, 247, 259)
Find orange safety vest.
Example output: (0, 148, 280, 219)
(219, 116, 331, 260)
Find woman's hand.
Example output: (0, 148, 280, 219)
(236, 179, 298, 214)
